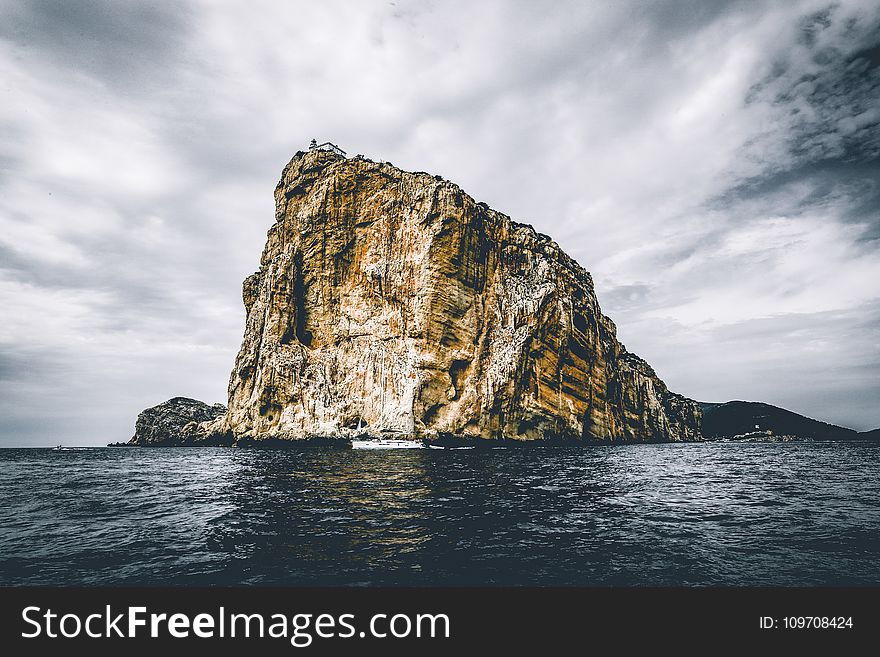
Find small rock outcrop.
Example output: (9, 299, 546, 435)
(193, 147, 702, 444)
(127, 397, 228, 446)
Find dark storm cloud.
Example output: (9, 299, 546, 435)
(716, 159, 880, 239)
(0, 0, 192, 92)
(738, 4, 880, 194)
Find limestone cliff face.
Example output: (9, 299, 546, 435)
(204, 149, 702, 443)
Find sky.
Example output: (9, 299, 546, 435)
(0, 0, 878, 446)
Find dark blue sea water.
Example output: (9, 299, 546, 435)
(1, 443, 878, 586)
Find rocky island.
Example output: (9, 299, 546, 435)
(125, 397, 227, 446)
(125, 143, 704, 446)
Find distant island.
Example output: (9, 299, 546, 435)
(700, 401, 878, 442)
(117, 143, 877, 448)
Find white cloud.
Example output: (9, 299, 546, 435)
(0, 0, 878, 444)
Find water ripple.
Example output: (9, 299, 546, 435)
(0, 443, 878, 585)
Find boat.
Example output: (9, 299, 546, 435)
(52, 445, 64, 451)
(351, 439, 425, 450)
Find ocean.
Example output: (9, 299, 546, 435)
(1, 442, 878, 586)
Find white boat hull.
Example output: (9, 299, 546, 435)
(351, 439, 425, 450)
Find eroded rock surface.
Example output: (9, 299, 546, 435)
(199, 149, 701, 444)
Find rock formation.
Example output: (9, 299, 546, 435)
(190, 147, 702, 444)
(127, 397, 227, 446)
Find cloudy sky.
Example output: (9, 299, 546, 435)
(1, 0, 878, 446)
